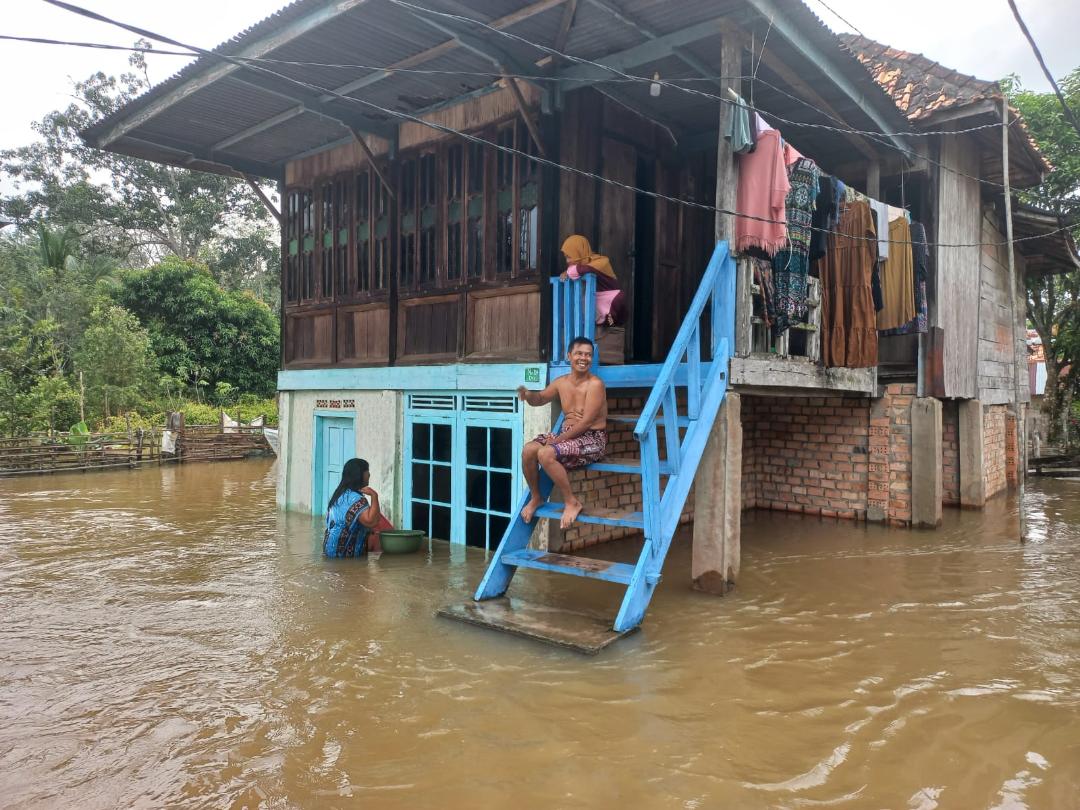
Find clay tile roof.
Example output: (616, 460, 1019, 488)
(838, 32, 1050, 177)
(837, 33, 1000, 122)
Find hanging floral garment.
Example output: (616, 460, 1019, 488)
(771, 157, 821, 336)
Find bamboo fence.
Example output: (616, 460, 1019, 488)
(0, 422, 272, 477)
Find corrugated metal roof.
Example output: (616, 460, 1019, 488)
(82, 0, 917, 179)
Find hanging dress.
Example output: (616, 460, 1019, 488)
(771, 157, 821, 336)
(819, 199, 879, 368)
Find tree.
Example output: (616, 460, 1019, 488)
(114, 258, 279, 398)
(0, 317, 65, 436)
(1007, 69, 1080, 441)
(75, 302, 153, 419)
(0, 46, 278, 290)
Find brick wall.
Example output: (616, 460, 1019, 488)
(741, 394, 871, 520)
(942, 401, 961, 505)
(740, 385, 916, 525)
(984, 404, 1008, 498)
(555, 393, 693, 553)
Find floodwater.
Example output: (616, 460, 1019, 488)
(1, 461, 1077, 809)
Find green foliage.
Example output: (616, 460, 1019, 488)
(75, 302, 153, 418)
(113, 257, 279, 398)
(1004, 69, 1080, 222)
(1008, 68, 1080, 440)
(0, 54, 283, 438)
(0, 47, 278, 291)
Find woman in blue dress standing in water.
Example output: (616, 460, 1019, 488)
(323, 458, 383, 556)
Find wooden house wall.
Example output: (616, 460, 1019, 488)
(556, 90, 716, 363)
(934, 133, 982, 399)
(977, 210, 1029, 405)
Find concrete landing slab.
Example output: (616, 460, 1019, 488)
(437, 597, 636, 655)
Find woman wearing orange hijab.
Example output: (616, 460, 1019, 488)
(560, 235, 626, 364)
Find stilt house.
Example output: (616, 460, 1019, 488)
(84, 0, 1079, 635)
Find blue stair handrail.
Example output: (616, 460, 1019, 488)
(549, 273, 596, 366)
(614, 241, 736, 630)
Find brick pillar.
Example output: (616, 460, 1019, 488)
(1005, 408, 1019, 488)
(958, 399, 986, 507)
(868, 384, 916, 526)
(911, 398, 943, 528)
(692, 393, 742, 595)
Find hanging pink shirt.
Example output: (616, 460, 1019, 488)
(735, 129, 790, 255)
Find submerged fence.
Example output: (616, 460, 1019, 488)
(0, 420, 272, 478)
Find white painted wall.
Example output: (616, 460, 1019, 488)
(277, 389, 403, 518)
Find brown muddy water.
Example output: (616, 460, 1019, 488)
(1, 460, 1077, 809)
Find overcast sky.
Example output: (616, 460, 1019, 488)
(0, 0, 1076, 152)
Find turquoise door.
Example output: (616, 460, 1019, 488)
(314, 415, 355, 514)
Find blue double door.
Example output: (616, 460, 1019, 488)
(313, 414, 355, 515)
(405, 400, 520, 550)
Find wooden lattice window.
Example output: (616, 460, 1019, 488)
(355, 169, 371, 294)
(285, 189, 301, 303)
(445, 143, 464, 283)
(333, 175, 351, 298)
(466, 140, 485, 280)
(398, 158, 417, 290)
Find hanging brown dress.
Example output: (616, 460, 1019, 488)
(820, 199, 878, 368)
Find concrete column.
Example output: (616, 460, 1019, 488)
(910, 398, 943, 528)
(692, 393, 742, 595)
(958, 399, 986, 507)
(523, 400, 560, 551)
(276, 391, 291, 509)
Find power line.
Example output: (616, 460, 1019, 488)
(39, 0, 1076, 251)
(381, 0, 1035, 195)
(0, 31, 1025, 140)
(1006, 0, 1080, 139)
(808, 0, 867, 38)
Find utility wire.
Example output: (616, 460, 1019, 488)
(382, 0, 1036, 195)
(40, 0, 1077, 250)
(4, 31, 1015, 139)
(808, 0, 867, 38)
(1006, 0, 1080, 139)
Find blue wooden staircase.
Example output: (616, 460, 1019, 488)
(448, 242, 736, 645)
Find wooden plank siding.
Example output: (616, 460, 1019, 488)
(934, 132, 982, 399)
(977, 211, 1029, 405)
(467, 288, 542, 360)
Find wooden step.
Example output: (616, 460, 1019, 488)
(438, 597, 635, 655)
(534, 503, 645, 529)
(588, 456, 673, 475)
(501, 549, 636, 584)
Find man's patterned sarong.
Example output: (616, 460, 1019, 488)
(531, 426, 607, 470)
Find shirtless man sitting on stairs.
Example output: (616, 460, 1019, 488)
(517, 336, 608, 530)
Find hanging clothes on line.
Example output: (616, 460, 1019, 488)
(724, 93, 755, 154)
(809, 174, 838, 264)
(772, 157, 821, 336)
(877, 216, 916, 331)
(820, 199, 879, 368)
(881, 220, 929, 336)
(869, 198, 891, 262)
(735, 129, 790, 254)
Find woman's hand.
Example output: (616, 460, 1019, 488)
(360, 487, 378, 498)
(559, 271, 568, 281)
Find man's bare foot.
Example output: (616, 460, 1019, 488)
(521, 496, 545, 523)
(560, 499, 584, 530)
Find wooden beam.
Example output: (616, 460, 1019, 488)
(756, 50, 878, 161)
(348, 127, 396, 201)
(94, 0, 374, 147)
(504, 76, 548, 157)
(744, 0, 914, 160)
(213, 105, 306, 151)
(556, 17, 731, 84)
(120, 135, 283, 180)
(554, 0, 579, 51)
(244, 176, 281, 224)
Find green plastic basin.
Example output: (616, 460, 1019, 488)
(379, 529, 425, 554)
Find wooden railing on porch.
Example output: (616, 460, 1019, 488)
(734, 257, 821, 362)
(549, 272, 596, 367)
